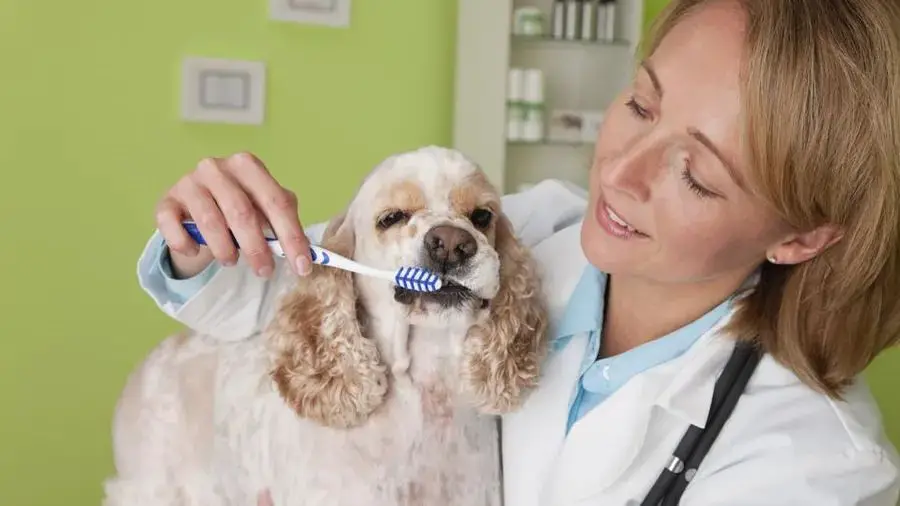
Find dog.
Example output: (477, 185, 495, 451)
(102, 146, 549, 506)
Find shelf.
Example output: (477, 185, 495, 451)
(452, 0, 645, 193)
(508, 139, 594, 147)
(511, 34, 631, 49)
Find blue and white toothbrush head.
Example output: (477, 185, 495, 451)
(180, 221, 444, 293)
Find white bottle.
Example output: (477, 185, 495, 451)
(506, 68, 525, 141)
(580, 0, 596, 41)
(564, 0, 582, 40)
(522, 69, 545, 142)
(551, 0, 566, 39)
(603, 0, 616, 42)
(595, 0, 607, 40)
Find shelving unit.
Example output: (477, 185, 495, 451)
(452, 0, 645, 193)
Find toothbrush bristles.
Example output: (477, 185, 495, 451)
(394, 267, 443, 293)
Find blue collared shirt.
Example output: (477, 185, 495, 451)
(552, 266, 733, 434)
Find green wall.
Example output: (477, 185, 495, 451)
(0, 0, 896, 505)
(0, 1, 457, 504)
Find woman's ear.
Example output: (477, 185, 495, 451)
(461, 212, 549, 414)
(767, 224, 843, 265)
(267, 212, 388, 428)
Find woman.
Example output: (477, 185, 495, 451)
(138, 0, 900, 504)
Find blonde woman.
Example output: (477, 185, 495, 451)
(126, 0, 900, 503)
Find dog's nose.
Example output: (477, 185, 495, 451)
(424, 225, 478, 269)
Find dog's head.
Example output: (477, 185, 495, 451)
(268, 146, 548, 428)
(341, 146, 510, 325)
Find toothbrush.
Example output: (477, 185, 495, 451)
(180, 221, 444, 293)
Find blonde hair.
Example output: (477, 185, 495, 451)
(645, 0, 900, 397)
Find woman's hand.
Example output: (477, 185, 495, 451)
(155, 152, 312, 279)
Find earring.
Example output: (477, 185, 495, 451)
(767, 254, 778, 264)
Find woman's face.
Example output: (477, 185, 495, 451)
(582, 1, 788, 285)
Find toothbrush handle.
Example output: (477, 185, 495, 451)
(308, 245, 395, 282)
(182, 221, 392, 281)
(182, 221, 285, 257)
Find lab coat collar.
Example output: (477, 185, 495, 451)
(644, 310, 738, 428)
(552, 265, 754, 429)
(654, 269, 761, 427)
(548, 313, 740, 501)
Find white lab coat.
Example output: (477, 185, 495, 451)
(138, 179, 900, 506)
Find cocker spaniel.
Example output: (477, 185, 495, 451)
(102, 146, 549, 506)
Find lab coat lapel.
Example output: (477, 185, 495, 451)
(543, 313, 738, 504)
(502, 332, 588, 506)
(501, 224, 590, 506)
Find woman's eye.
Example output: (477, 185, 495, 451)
(376, 210, 410, 229)
(626, 97, 651, 120)
(469, 208, 493, 229)
(680, 167, 717, 199)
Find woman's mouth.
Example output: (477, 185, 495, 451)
(596, 200, 649, 239)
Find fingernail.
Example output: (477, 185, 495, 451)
(257, 265, 273, 278)
(295, 255, 311, 276)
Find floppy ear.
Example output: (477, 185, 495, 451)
(461, 212, 549, 414)
(268, 212, 388, 428)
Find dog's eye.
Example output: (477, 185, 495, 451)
(469, 208, 493, 229)
(376, 210, 410, 230)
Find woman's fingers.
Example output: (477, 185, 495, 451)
(173, 173, 238, 266)
(155, 152, 310, 277)
(196, 157, 276, 277)
(155, 196, 198, 257)
(226, 153, 312, 276)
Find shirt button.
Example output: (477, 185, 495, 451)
(602, 365, 611, 381)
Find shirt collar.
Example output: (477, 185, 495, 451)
(550, 265, 757, 349)
(552, 265, 607, 341)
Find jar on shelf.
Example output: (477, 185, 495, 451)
(512, 7, 544, 37)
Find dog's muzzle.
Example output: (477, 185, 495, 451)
(394, 225, 489, 309)
(423, 225, 477, 275)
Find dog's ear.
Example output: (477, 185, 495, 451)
(268, 211, 388, 428)
(461, 211, 549, 414)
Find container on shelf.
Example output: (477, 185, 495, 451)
(597, 0, 618, 42)
(551, 0, 566, 39)
(512, 6, 544, 36)
(451, 0, 645, 193)
(564, 0, 582, 40)
(506, 68, 526, 141)
(521, 69, 546, 142)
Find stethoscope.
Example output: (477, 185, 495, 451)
(640, 339, 763, 505)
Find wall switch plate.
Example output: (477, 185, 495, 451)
(270, 0, 351, 27)
(180, 57, 266, 125)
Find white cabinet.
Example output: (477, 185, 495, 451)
(452, 0, 645, 193)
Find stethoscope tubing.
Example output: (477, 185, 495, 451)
(641, 340, 763, 506)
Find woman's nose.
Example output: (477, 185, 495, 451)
(597, 137, 661, 202)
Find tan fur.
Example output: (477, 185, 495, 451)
(269, 213, 389, 428)
(461, 212, 549, 413)
(449, 172, 501, 215)
(375, 180, 426, 246)
(380, 179, 427, 211)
